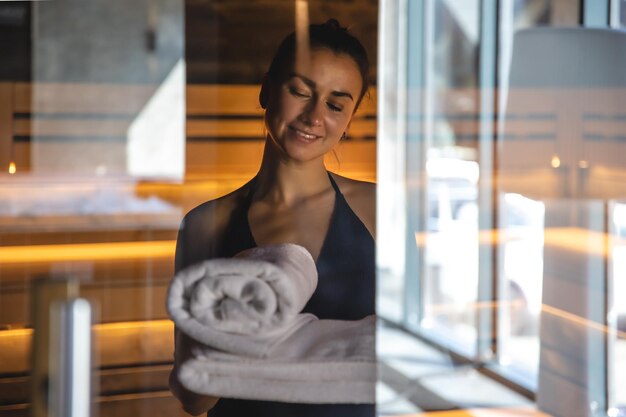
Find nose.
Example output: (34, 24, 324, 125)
(299, 98, 323, 127)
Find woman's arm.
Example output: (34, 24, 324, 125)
(170, 207, 224, 414)
(169, 328, 219, 415)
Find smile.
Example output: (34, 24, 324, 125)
(288, 126, 321, 141)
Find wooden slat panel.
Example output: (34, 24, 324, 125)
(0, 391, 187, 417)
(348, 119, 377, 138)
(0, 320, 173, 374)
(14, 83, 377, 118)
(13, 119, 131, 137)
(13, 82, 155, 114)
(357, 89, 377, 117)
(10, 142, 29, 172)
(96, 392, 187, 417)
(185, 140, 376, 181)
(0, 366, 173, 406)
(11, 83, 377, 140)
(186, 84, 378, 117)
(186, 119, 264, 138)
(14, 117, 374, 140)
(186, 118, 376, 139)
(186, 84, 264, 116)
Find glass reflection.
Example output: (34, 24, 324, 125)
(421, 0, 480, 355)
(495, 0, 582, 390)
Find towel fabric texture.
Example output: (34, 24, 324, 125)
(167, 243, 376, 404)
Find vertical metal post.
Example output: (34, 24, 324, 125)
(31, 279, 79, 417)
(404, 0, 426, 331)
(49, 298, 92, 417)
(31, 279, 91, 417)
(476, 0, 499, 362)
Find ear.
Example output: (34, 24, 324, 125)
(259, 73, 270, 109)
(343, 120, 353, 139)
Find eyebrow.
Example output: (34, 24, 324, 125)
(289, 73, 354, 101)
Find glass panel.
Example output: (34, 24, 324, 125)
(495, 0, 581, 389)
(376, 0, 408, 322)
(495, 193, 544, 383)
(1, 1, 379, 415)
(611, 201, 626, 413)
(618, 0, 626, 28)
(1, 0, 186, 414)
(419, 0, 481, 355)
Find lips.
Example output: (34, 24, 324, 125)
(288, 126, 322, 142)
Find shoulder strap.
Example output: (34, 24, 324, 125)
(327, 172, 342, 195)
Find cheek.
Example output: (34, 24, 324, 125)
(268, 93, 299, 124)
(329, 115, 351, 136)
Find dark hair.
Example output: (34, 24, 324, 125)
(264, 19, 370, 108)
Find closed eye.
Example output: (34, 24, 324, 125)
(327, 102, 343, 112)
(289, 87, 310, 98)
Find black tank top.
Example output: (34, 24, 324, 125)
(208, 173, 375, 417)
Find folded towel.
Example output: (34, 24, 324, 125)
(167, 243, 376, 404)
(180, 315, 376, 404)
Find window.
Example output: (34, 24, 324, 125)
(379, 1, 626, 415)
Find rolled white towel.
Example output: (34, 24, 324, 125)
(167, 243, 318, 357)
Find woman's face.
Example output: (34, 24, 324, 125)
(264, 48, 363, 164)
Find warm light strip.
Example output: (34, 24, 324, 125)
(415, 227, 616, 257)
(541, 304, 626, 338)
(0, 319, 173, 340)
(424, 301, 626, 339)
(0, 240, 176, 264)
(93, 319, 173, 332)
(387, 407, 552, 416)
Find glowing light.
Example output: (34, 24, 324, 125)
(8, 162, 16, 174)
(578, 160, 589, 169)
(551, 155, 561, 168)
(415, 227, 615, 258)
(0, 240, 176, 264)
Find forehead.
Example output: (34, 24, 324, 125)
(293, 48, 363, 96)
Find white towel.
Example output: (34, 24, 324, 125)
(180, 316, 376, 404)
(167, 243, 376, 404)
(167, 243, 318, 358)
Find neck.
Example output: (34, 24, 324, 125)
(253, 139, 332, 206)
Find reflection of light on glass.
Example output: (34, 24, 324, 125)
(578, 160, 589, 169)
(607, 407, 620, 417)
(295, 0, 310, 74)
(127, 59, 185, 179)
(543, 304, 626, 338)
(8, 162, 16, 174)
(421, 318, 434, 329)
(551, 155, 561, 168)
(426, 158, 479, 184)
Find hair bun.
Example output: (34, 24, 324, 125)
(324, 18, 344, 31)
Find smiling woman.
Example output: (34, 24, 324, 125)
(169, 19, 376, 417)
(263, 49, 362, 164)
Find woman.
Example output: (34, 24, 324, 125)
(170, 19, 376, 416)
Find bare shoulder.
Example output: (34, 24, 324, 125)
(176, 180, 254, 271)
(330, 172, 376, 239)
(183, 185, 246, 232)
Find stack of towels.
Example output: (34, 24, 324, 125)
(166, 243, 375, 404)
